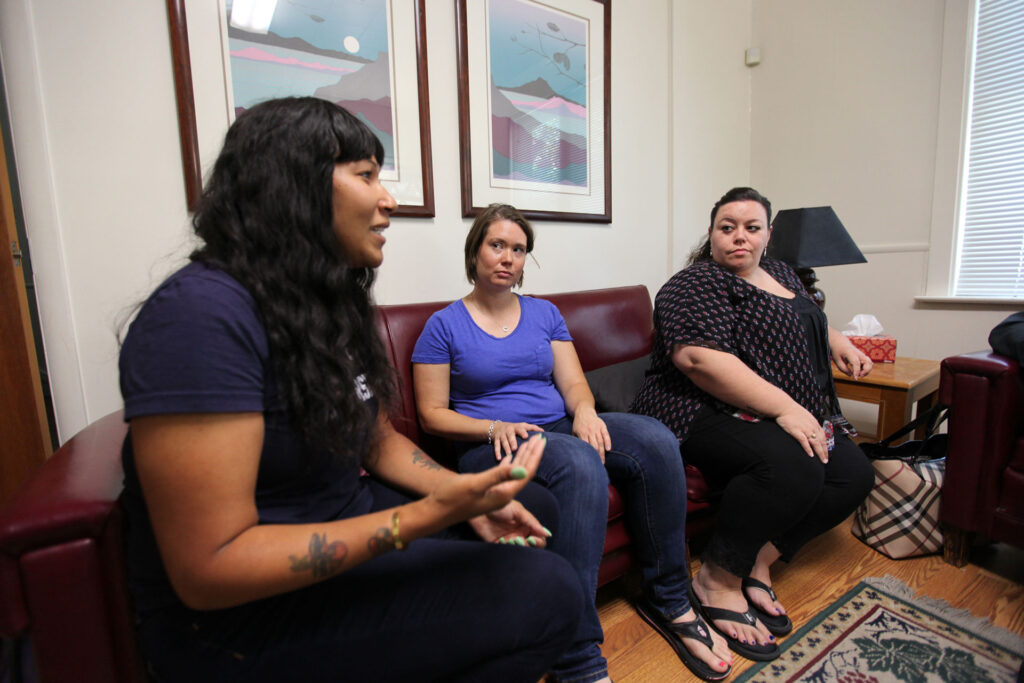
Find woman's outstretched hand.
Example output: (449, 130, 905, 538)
(430, 433, 548, 543)
(468, 499, 551, 548)
(491, 420, 544, 460)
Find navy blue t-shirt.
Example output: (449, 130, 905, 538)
(119, 262, 375, 614)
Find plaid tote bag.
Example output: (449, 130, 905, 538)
(851, 405, 948, 559)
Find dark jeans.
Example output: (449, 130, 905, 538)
(135, 479, 584, 683)
(684, 408, 874, 577)
(459, 413, 691, 683)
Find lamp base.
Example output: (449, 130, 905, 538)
(795, 267, 825, 309)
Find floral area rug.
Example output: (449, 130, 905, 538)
(735, 575, 1023, 683)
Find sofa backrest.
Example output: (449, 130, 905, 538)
(536, 286, 654, 371)
(374, 285, 654, 449)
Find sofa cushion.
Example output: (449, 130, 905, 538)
(585, 356, 650, 413)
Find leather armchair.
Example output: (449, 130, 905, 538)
(938, 350, 1024, 566)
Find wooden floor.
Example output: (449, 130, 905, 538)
(595, 519, 1024, 682)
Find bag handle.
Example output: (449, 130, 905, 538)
(876, 403, 948, 448)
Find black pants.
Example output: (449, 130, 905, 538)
(684, 408, 874, 577)
(135, 479, 584, 683)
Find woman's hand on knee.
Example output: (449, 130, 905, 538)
(775, 406, 829, 463)
(491, 421, 543, 460)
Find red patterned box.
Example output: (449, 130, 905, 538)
(847, 335, 897, 363)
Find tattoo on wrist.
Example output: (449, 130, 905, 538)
(367, 526, 394, 555)
(411, 448, 442, 471)
(289, 532, 347, 578)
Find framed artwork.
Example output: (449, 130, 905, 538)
(166, 0, 435, 217)
(456, 0, 611, 223)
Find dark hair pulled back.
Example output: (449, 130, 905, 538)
(687, 187, 773, 265)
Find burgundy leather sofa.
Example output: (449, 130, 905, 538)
(0, 284, 712, 682)
(375, 285, 713, 586)
(938, 350, 1024, 566)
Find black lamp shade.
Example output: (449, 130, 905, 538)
(767, 206, 866, 268)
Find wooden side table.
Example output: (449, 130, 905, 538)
(831, 357, 941, 443)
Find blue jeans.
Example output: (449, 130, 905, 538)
(459, 412, 691, 683)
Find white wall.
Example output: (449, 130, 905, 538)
(372, 0, 677, 304)
(2, 0, 1014, 443)
(0, 0, 195, 441)
(749, 0, 1016, 361)
(1, 0, 696, 442)
(670, 0, 754, 269)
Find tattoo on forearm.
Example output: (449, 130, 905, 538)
(367, 526, 394, 556)
(411, 448, 442, 471)
(289, 533, 347, 578)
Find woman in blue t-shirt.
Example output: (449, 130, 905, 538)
(118, 98, 585, 682)
(412, 204, 733, 682)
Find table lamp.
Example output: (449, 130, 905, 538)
(767, 206, 866, 308)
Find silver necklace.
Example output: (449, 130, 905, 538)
(467, 294, 513, 333)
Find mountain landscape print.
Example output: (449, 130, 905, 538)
(488, 0, 589, 189)
(224, 0, 396, 170)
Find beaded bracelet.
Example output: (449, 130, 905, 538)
(390, 510, 406, 551)
(487, 419, 498, 444)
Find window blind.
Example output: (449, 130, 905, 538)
(953, 0, 1024, 299)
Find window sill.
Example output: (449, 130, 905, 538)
(915, 295, 1024, 306)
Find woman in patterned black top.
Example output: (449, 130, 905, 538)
(631, 187, 875, 661)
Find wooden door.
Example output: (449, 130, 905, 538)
(0, 127, 51, 503)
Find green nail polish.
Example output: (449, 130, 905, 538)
(513, 537, 526, 546)
(510, 466, 527, 480)
(527, 537, 538, 546)
(498, 537, 507, 544)
(543, 526, 553, 537)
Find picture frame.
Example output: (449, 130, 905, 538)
(456, 0, 611, 223)
(166, 0, 435, 217)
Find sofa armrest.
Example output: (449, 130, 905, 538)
(938, 351, 1022, 533)
(0, 411, 146, 683)
(0, 411, 127, 557)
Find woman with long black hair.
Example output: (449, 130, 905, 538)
(118, 97, 583, 682)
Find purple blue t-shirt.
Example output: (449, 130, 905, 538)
(411, 295, 573, 425)
(119, 262, 374, 613)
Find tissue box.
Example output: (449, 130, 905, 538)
(847, 335, 897, 363)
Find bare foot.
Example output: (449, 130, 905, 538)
(747, 543, 787, 618)
(671, 607, 733, 674)
(744, 576, 787, 618)
(692, 565, 774, 647)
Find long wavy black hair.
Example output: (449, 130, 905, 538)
(190, 97, 396, 456)
(687, 186, 773, 265)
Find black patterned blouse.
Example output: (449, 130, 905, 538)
(630, 257, 851, 442)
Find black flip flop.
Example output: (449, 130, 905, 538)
(634, 598, 731, 681)
(742, 576, 793, 636)
(690, 585, 780, 662)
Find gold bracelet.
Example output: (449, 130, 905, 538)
(391, 510, 406, 551)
